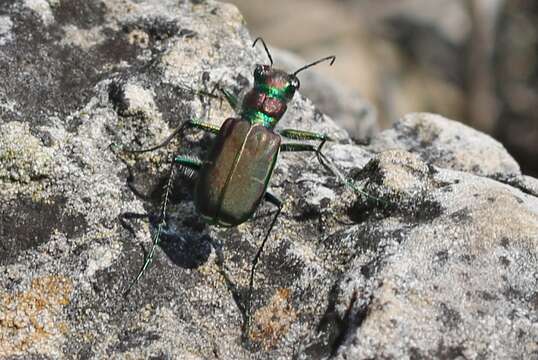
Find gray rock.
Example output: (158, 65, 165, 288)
(330, 152, 538, 360)
(368, 112, 521, 179)
(0, 1, 536, 359)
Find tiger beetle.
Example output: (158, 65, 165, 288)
(123, 37, 345, 336)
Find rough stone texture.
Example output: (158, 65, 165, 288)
(333, 153, 538, 360)
(367, 113, 522, 179)
(0, 1, 537, 359)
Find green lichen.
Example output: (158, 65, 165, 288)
(0, 122, 54, 184)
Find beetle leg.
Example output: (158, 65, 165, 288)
(119, 212, 149, 238)
(174, 155, 202, 179)
(174, 155, 203, 168)
(124, 160, 177, 296)
(220, 88, 240, 112)
(279, 142, 330, 169)
(279, 142, 320, 152)
(197, 83, 239, 113)
(244, 191, 283, 338)
(263, 191, 282, 207)
(278, 129, 332, 153)
(124, 120, 221, 154)
(280, 143, 386, 203)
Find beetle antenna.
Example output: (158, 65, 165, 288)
(252, 37, 274, 66)
(293, 55, 336, 76)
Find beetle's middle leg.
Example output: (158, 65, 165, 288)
(278, 128, 330, 177)
(244, 191, 283, 338)
(280, 142, 384, 202)
(278, 129, 331, 153)
(124, 159, 178, 295)
(279, 141, 328, 175)
(174, 155, 203, 179)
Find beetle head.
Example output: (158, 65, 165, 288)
(244, 38, 335, 127)
(253, 64, 300, 102)
(251, 37, 335, 104)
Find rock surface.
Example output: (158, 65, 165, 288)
(0, 1, 537, 359)
(367, 113, 521, 179)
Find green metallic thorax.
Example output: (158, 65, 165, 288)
(242, 109, 277, 128)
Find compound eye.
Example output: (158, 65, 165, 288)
(254, 65, 266, 82)
(289, 76, 300, 90)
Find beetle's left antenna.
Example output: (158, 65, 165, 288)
(252, 37, 273, 66)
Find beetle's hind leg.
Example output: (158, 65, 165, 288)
(124, 156, 203, 296)
(244, 191, 283, 340)
(280, 140, 385, 203)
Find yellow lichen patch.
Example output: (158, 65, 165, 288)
(0, 275, 73, 357)
(250, 288, 297, 350)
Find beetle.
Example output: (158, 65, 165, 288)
(122, 37, 339, 333)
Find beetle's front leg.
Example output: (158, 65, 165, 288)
(220, 88, 240, 112)
(198, 82, 240, 113)
(124, 119, 221, 154)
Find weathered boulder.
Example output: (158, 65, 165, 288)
(367, 113, 521, 179)
(0, 1, 536, 359)
(331, 149, 538, 359)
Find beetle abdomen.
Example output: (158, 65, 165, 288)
(195, 118, 280, 226)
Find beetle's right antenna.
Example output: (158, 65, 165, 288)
(293, 55, 336, 76)
(252, 37, 274, 66)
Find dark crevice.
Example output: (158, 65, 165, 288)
(311, 253, 384, 358)
(490, 174, 538, 198)
(329, 290, 360, 358)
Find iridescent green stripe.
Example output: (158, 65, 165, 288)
(242, 109, 277, 128)
(256, 83, 287, 101)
